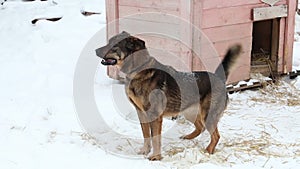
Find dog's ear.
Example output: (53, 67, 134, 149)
(121, 31, 130, 36)
(125, 36, 145, 51)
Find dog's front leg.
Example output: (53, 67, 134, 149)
(137, 110, 151, 156)
(146, 89, 165, 160)
(148, 115, 163, 161)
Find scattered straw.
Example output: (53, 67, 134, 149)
(249, 80, 300, 106)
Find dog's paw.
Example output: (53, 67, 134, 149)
(205, 146, 215, 154)
(148, 154, 162, 161)
(137, 146, 151, 156)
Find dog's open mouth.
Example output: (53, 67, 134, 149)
(101, 58, 117, 66)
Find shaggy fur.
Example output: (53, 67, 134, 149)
(96, 31, 241, 160)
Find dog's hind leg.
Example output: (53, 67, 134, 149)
(206, 127, 220, 154)
(180, 119, 205, 139)
(181, 103, 206, 139)
(203, 90, 226, 154)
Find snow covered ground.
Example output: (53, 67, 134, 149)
(0, 1, 300, 169)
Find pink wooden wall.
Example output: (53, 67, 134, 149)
(105, 0, 297, 84)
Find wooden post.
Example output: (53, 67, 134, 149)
(191, 0, 203, 71)
(106, 0, 119, 38)
(283, 0, 297, 73)
(179, 0, 193, 71)
(277, 18, 286, 73)
(106, 0, 121, 79)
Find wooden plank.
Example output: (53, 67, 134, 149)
(191, 0, 203, 70)
(193, 27, 252, 66)
(201, 2, 287, 28)
(179, 0, 193, 70)
(271, 18, 280, 72)
(192, 51, 251, 84)
(137, 35, 188, 53)
(192, 37, 219, 60)
(193, 56, 222, 72)
(119, 5, 180, 17)
(228, 66, 251, 84)
(148, 49, 192, 72)
(118, 1, 193, 70)
(192, 36, 252, 62)
(202, 23, 253, 43)
(118, 0, 180, 11)
(283, 0, 297, 73)
(119, 6, 181, 25)
(203, 0, 260, 9)
(192, 49, 251, 72)
(202, 5, 253, 28)
(253, 5, 288, 21)
(118, 18, 180, 39)
(277, 18, 285, 73)
(212, 37, 253, 57)
(106, 0, 119, 37)
(106, 0, 120, 79)
(232, 50, 252, 68)
(119, 20, 180, 38)
(139, 35, 193, 71)
(202, 0, 287, 10)
(191, 0, 203, 29)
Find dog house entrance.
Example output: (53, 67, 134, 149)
(251, 19, 280, 76)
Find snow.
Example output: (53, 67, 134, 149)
(0, 1, 300, 169)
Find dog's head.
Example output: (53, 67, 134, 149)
(96, 31, 146, 68)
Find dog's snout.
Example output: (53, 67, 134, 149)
(95, 48, 103, 58)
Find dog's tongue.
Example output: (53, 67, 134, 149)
(101, 59, 117, 65)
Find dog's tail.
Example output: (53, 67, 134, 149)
(215, 44, 242, 81)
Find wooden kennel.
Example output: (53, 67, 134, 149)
(105, 0, 297, 84)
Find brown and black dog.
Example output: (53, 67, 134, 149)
(96, 31, 241, 160)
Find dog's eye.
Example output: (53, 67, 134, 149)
(111, 47, 118, 52)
